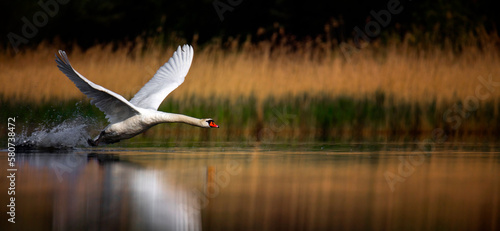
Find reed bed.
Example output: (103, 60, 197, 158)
(1, 37, 500, 143)
(1, 37, 500, 104)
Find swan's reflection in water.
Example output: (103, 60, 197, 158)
(129, 169, 200, 231)
(12, 152, 201, 231)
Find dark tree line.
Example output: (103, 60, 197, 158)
(1, 0, 498, 51)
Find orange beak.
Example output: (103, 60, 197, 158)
(209, 121, 219, 128)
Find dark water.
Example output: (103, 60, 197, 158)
(1, 143, 499, 231)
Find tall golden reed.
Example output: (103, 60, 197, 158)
(1, 36, 499, 106)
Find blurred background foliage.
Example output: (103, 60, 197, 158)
(1, 0, 499, 51)
(1, 0, 499, 144)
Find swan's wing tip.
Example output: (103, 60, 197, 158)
(180, 44, 193, 52)
(129, 44, 194, 109)
(55, 50, 72, 67)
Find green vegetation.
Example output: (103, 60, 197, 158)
(1, 93, 498, 147)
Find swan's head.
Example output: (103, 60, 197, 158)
(202, 119, 219, 128)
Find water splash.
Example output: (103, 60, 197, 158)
(16, 116, 98, 149)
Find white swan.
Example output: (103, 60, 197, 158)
(55, 44, 219, 146)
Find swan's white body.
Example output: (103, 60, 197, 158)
(55, 44, 218, 146)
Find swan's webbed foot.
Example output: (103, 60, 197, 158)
(87, 131, 105, 147)
(87, 138, 99, 147)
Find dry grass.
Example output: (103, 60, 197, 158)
(1, 38, 500, 105)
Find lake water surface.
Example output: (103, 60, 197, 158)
(1, 142, 499, 231)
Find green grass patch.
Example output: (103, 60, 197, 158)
(1, 93, 499, 147)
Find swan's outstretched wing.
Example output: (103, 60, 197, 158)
(130, 44, 194, 110)
(55, 50, 140, 124)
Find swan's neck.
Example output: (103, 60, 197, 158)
(153, 112, 204, 127)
